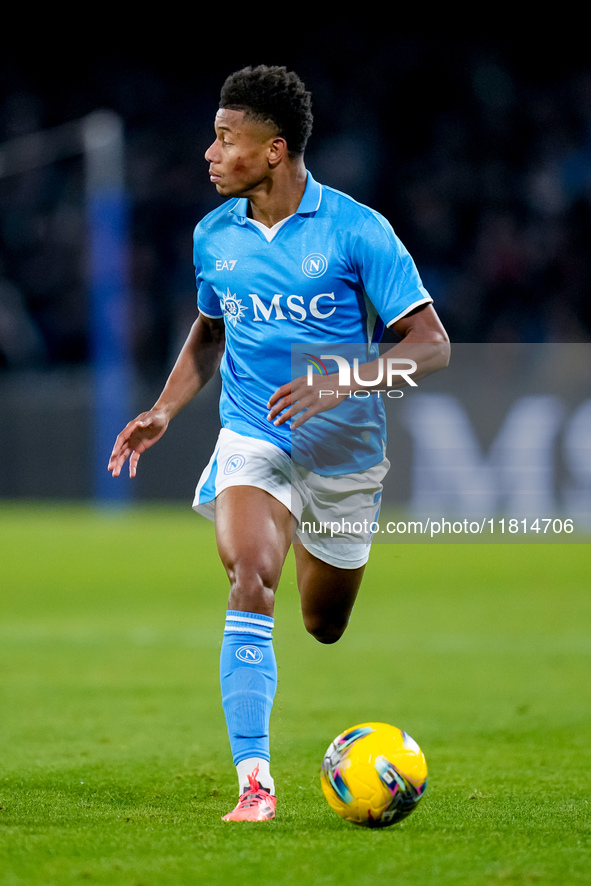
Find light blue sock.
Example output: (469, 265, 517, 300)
(220, 610, 277, 766)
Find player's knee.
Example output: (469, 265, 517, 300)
(225, 557, 278, 614)
(303, 614, 347, 645)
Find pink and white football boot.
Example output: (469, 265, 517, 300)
(222, 765, 277, 822)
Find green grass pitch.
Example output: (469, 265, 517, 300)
(1, 502, 589, 885)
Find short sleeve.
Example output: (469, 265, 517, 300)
(352, 213, 432, 327)
(193, 226, 223, 319)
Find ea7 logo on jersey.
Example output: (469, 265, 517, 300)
(216, 259, 238, 271)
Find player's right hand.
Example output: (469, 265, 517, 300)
(108, 409, 169, 479)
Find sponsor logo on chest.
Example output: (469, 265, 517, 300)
(216, 252, 334, 326)
(220, 289, 336, 326)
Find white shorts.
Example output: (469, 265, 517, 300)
(192, 428, 389, 569)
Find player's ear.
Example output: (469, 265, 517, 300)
(267, 136, 289, 167)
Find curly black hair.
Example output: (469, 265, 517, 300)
(219, 65, 313, 157)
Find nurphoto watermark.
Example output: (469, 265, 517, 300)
(306, 353, 418, 400)
(290, 342, 591, 545)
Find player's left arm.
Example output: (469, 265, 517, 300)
(267, 304, 450, 429)
(384, 302, 451, 383)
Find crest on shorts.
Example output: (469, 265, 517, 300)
(224, 454, 246, 474)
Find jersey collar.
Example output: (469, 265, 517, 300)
(229, 171, 322, 222)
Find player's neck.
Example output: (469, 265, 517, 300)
(247, 160, 307, 228)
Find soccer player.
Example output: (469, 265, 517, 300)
(108, 65, 450, 822)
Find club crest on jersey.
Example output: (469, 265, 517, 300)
(302, 253, 328, 278)
(221, 289, 247, 326)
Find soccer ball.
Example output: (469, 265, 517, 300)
(320, 722, 428, 828)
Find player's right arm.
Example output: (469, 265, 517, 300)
(108, 313, 225, 478)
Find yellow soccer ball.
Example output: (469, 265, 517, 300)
(320, 722, 428, 827)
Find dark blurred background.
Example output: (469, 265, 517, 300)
(2, 30, 591, 374)
(1, 27, 590, 501)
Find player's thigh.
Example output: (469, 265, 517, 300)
(293, 542, 365, 640)
(215, 485, 294, 609)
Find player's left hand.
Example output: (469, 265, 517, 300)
(267, 373, 342, 429)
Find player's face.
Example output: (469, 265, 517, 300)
(205, 109, 278, 198)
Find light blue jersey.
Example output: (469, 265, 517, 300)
(194, 172, 432, 474)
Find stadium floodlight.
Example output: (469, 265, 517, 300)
(0, 110, 132, 506)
